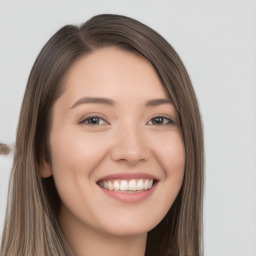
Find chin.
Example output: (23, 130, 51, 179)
(98, 217, 161, 237)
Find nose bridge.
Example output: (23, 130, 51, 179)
(110, 120, 149, 164)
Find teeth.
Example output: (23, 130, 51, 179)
(143, 179, 149, 190)
(120, 180, 128, 190)
(98, 179, 154, 192)
(137, 179, 144, 190)
(148, 179, 153, 188)
(107, 180, 113, 190)
(113, 180, 119, 191)
(128, 179, 137, 191)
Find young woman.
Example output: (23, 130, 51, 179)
(0, 14, 204, 256)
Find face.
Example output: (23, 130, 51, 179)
(41, 47, 185, 238)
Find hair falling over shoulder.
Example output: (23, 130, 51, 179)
(0, 14, 204, 256)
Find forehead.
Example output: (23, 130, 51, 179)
(61, 47, 168, 101)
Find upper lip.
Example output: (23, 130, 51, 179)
(97, 172, 160, 182)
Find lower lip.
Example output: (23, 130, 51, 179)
(98, 183, 157, 203)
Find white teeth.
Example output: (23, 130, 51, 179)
(137, 179, 144, 190)
(120, 180, 129, 190)
(99, 179, 154, 192)
(148, 179, 153, 188)
(107, 180, 113, 190)
(103, 180, 107, 189)
(144, 179, 149, 190)
(113, 180, 119, 191)
(128, 179, 137, 191)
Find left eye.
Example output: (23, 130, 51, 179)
(147, 116, 174, 125)
(80, 116, 107, 125)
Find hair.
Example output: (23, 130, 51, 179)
(0, 14, 204, 256)
(0, 143, 12, 155)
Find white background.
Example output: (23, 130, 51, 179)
(0, 1, 256, 255)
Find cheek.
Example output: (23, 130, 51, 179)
(50, 129, 108, 175)
(49, 130, 108, 208)
(164, 141, 185, 177)
(162, 134, 185, 192)
(152, 131, 185, 177)
(151, 132, 185, 213)
(49, 129, 110, 222)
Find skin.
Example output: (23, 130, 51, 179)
(40, 47, 185, 256)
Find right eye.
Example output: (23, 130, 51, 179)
(80, 116, 108, 125)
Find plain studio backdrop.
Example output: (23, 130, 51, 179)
(0, 1, 255, 255)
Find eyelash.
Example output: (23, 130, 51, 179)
(147, 116, 174, 125)
(79, 115, 108, 125)
(79, 115, 174, 126)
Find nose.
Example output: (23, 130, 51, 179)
(110, 124, 150, 165)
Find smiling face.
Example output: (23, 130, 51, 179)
(40, 47, 185, 239)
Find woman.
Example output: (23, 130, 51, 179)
(0, 14, 204, 256)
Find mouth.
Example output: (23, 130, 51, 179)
(97, 178, 157, 193)
(96, 173, 159, 203)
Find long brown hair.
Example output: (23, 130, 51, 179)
(1, 14, 204, 256)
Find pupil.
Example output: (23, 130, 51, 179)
(90, 117, 99, 124)
(154, 117, 163, 124)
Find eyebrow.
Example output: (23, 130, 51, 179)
(70, 97, 115, 109)
(69, 97, 173, 110)
(145, 98, 173, 107)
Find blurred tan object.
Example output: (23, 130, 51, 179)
(0, 143, 11, 155)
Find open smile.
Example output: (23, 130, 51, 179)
(98, 179, 154, 192)
(97, 173, 159, 203)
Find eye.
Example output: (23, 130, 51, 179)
(147, 116, 174, 125)
(80, 116, 108, 125)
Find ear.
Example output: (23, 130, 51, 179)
(38, 156, 53, 178)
